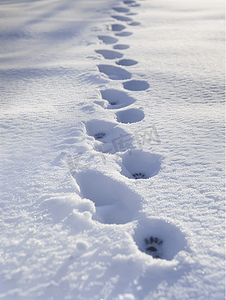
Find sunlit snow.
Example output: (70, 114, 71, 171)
(0, 0, 225, 299)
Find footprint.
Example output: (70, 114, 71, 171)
(123, 80, 149, 91)
(99, 89, 136, 109)
(116, 59, 138, 66)
(123, 0, 135, 4)
(98, 35, 118, 44)
(111, 24, 126, 32)
(85, 120, 116, 141)
(113, 44, 130, 50)
(95, 49, 123, 59)
(132, 217, 187, 260)
(112, 7, 130, 13)
(115, 32, 133, 37)
(116, 108, 144, 124)
(111, 15, 133, 22)
(97, 64, 131, 80)
(85, 120, 132, 153)
(74, 170, 141, 224)
(120, 150, 161, 179)
(128, 21, 141, 26)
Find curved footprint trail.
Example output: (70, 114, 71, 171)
(72, 0, 188, 265)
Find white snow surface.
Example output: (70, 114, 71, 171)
(0, 0, 225, 299)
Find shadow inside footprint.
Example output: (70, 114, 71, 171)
(113, 7, 130, 13)
(128, 21, 141, 26)
(113, 44, 130, 50)
(116, 59, 138, 66)
(123, 0, 135, 4)
(120, 150, 161, 179)
(116, 108, 144, 124)
(99, 89, 136, 109)
(98, 35, 118, 44)
(115, 32, 133, 37)
(85, 119, 132, 154)
(95, 49, 123, 59)
(98, 64, 131, 80)
(111, 24, 126, 31)
(133, 218, 188, 260)
(123, 80, 149, 91)
(111, 15, 133, 22)
(74, 170, 141, 224)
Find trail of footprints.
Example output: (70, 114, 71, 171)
(58, 0, 187, 261)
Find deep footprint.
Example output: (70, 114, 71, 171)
(111, 15, 133, 22)
(99, 89, 135, 109)
(115, 32, 133, 37)
(85, 120, 115, 140)
(132, 218, 187, 260)
(128, 21, 141, 26)
(113, 44, 130, 50)
(74, 170, 141, 224)
(116, 59, 138, 66)
(120, 150, 161, 179)
(116, 108, 144, 124)
(123, 0, 135, 4)
(111, 24, 126, 32)
(95, 49, 123, 59)
(112, 7, 130, 13)
(123, 80, 149, 91)
(98, 64, 131, 80)
(98, 35, 118, 44)
(145, 237, 163, 258)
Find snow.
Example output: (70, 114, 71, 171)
(0, 0, 225, 299)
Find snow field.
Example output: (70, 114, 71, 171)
(0, 0, 225, 299)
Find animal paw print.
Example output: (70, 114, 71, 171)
(145, 236, 163, 258)
(132, 172, 145, 179)
(94, 132, 106, 140)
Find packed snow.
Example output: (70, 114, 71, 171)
(0, 0, 225, 299)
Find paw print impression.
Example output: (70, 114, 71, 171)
(132, 172, 145, 179)
(145, 236, 163, 258)
(94, 132, 106, 140)
(133, 218, 187, 261)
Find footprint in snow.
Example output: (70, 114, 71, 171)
(111, 15, 133, 22)
(116, 59, 138, 66)
(98, 35, 118, 44)
(113, 44, 130, 50)
(85, 119, 132, 154)
(115, 32, 133, 37)
(133, 218, 188, 260)
(97, 89, 136, 109)
(116, 108, 144, 124)
(124, 0, 140, 6)
(120, 150, 161, 179)
(85, 120, 115, 141)
(95, 49, 123, 59)
(128, 21, 141, 26)
(123, 0, 135, 4)
(74, 170, 141, 224)
(123, 80, 149, 91)
(112, 7, 130, 13)
(97, 64, 131, 80)
(124, 0, 140, 7)
(111, 24, 126, 32)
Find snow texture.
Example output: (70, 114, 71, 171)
(0, 0, 225, 299)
